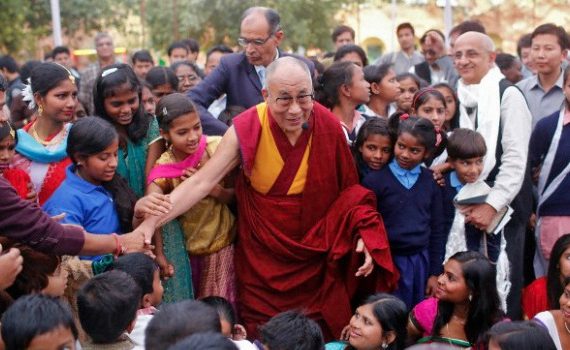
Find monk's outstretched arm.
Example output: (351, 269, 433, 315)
(136, 127, 241, 237)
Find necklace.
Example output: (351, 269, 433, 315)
(31, 122, 63, 147)
(565, 321, 570, 335)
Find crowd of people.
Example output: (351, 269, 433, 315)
(0, 4, 569, 350)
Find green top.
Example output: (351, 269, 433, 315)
(417, 335, 472, 348)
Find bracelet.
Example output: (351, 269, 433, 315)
(111, 233, 127, 256)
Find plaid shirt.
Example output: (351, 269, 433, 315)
(78, 63, 100, 115)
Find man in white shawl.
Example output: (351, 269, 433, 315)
(453, 32, 533, 320)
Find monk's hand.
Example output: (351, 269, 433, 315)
(463, 203, 497, 231)
(355, 238, 374, 277)
(134, 193, 172, 219)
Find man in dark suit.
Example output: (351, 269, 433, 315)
(412, 29, 458, 88)
(189, 7, 314, 112)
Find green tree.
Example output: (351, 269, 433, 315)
(143, 0, 347, 53)
(0, 0, 136, 56)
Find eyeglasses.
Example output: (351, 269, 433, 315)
(237, 34, 274, 47)
(273, 93, 314, 108)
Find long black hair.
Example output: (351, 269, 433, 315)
(547, 234, 570, 309)
(315, 61, 357, 109)
(346, 293, 407, 350)
(67, 116, 137, 232)
(433, 251, 503, 345)
(411, 88, 448, 164)
(352, 117, 393, 178)
(93, 63, 150, 143)
(432, 82, 460, 131)
(388, 112, 437, 155)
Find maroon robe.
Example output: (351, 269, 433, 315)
(232, 102, 398, 339)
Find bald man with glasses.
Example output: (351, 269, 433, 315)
(188, 6, 314, 113)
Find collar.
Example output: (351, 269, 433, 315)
(66, 165, 107, 194)
(564, 107, 570, 126)
(531, 69, 564, 91)
(389, 159, 421, 176)
(254, 48, 280, 72)
(449, 171, 464, 191)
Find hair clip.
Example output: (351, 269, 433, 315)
(400, 113, 410, 121)
(101, 67, 118, 78)
(162, 107, 168, 116)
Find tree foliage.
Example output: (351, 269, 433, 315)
(0, 0, 135, 55)
(142, 0, 348, 52)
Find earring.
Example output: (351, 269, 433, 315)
(382, 343, 388, 349)
(38, 104, 44, 116)
(468, 294, 473, 302)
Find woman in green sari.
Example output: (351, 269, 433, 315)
(407, 251, 504, 348)
(93, 64, 193, 302)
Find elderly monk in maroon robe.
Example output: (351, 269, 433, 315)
(137, 56, 398, 339)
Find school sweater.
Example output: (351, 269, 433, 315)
(529, 110, 570, 216)
(363, 166, 446, 275)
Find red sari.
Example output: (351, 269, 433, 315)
(233, 102, 398, 339)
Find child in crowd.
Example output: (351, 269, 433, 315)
(315, 61, 370, 145)
(141, 81, 157, 116)
(93, 63, 163, 197)
(110, 253, 164, 347)
(0, 121, 31, 199)
(259, 311, 325, 350)
(432, 83, 460, 131)
(0, 237, 68, 312)
(1, 294, 78, 350)
(201, 296, 256, 350)
(171, 61, 204, 94)
(530, 66, 570, 275)
(147, 93, 235, 302)
(77, 270, 142, 349)
(363, 115, 444, 309)
(361, 64, 400, 118)
(145, 300, 221, 350)
(42, 117, 138, 259)
(13, 62, 77, 205)
(442, 129, 504, 262)
(326, 293, 408, 350)
(352, 117, 393, 179)
(411, 88, 448, 167)
(395, 73, 422, 115)
(145, 66, 178, 101)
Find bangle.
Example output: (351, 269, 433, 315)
(112, 233, 126, 256)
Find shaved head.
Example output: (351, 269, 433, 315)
(453, 31, 497, 84)
(266, 56, 312, 87)
(455, 31, 495, 53)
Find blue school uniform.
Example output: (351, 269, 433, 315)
(363, 160, 445, 309)
(43, 165, 121, 260)
(442, 171, 501, 262)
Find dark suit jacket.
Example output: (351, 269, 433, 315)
(189, 51, 315, 111)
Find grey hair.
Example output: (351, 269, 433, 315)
(266, 57, 312, 87)
(241, 7, 281, 34)
(94, 32, 113, 47)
